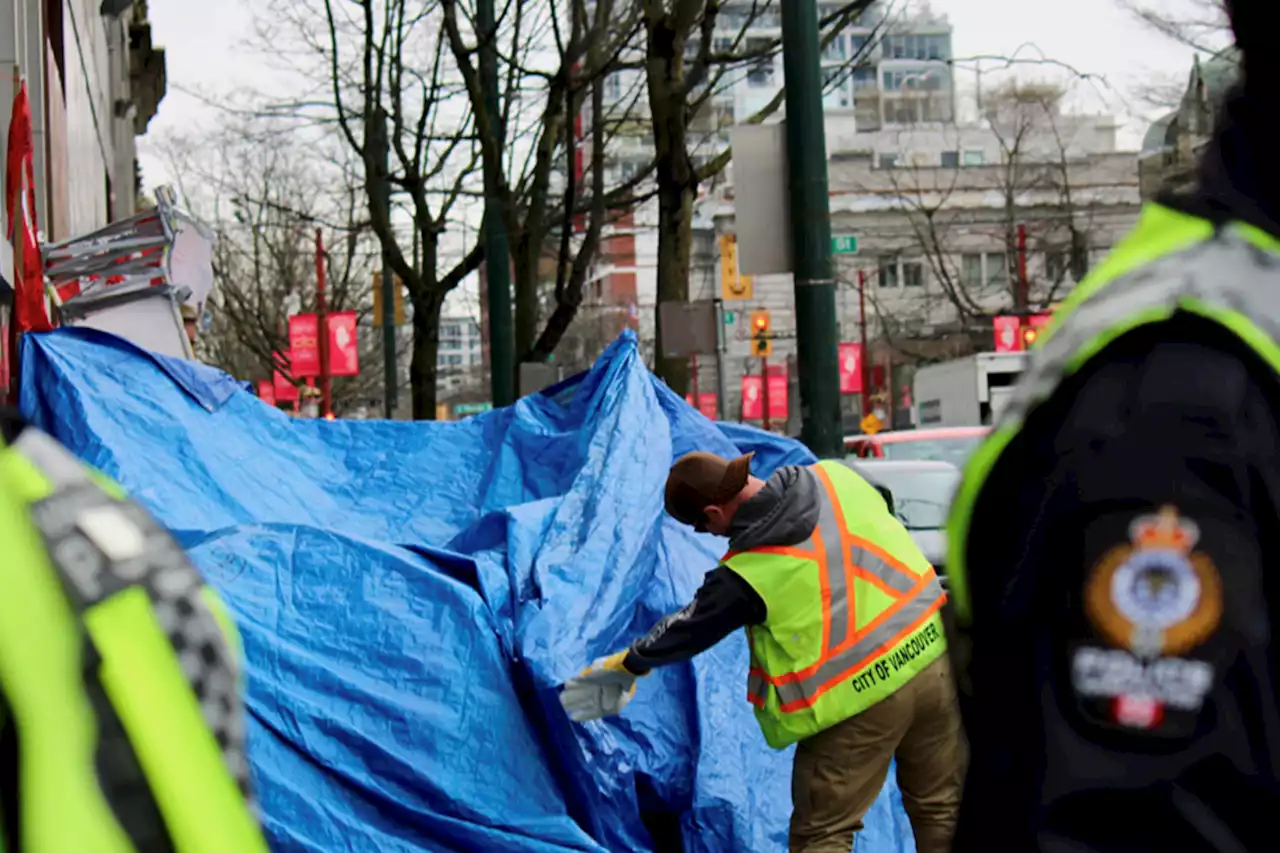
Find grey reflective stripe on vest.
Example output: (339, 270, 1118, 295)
(747, 465, 944, 709)
(12, 428, 256, 798)
(1002, 229, 1280, 428)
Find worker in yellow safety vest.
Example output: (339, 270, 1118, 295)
(945, 2, 1280, 850)
(561, 451, 964, 853)
(0, 407, 269, 852)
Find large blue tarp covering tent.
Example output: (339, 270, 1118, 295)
(20, 327, 917, 853)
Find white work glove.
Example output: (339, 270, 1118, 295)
(559, 650, 644, 722)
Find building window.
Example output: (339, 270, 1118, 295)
(849, 34, 869, 57)
(902, 261, 924, 287)
(605, 73, 622, 101)
(879, 258, 900, 288)
(962, 150, 985, 166)
(1045, 250, 1069, 283)
(822, 35, 846, 61)
(883, 70, 903, 91)
(940, 150, 959, 168)
(961, 253, 983, 288)
(746, 39, 775, 87)
(987, 252, 1009, 288)
(822, 66, 850, 108)
(852, 67, 877, 91)
(878, 152, 898, 169)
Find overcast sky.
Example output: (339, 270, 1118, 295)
(137, 0, 1220, 191)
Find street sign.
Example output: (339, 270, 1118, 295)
(723, 310, 736, 325)
(719, 234, 753, 301)
(861, 413, 883, 435)
(831, 235, 859, 255)
(454, 402, 493, 416)
(659, 299, 719, 357)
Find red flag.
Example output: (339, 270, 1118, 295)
(766, 365, 788, 421)
(272, 352, 298, 403)
(741, 375, 763, 420)
(838, 343, 863, 395)
(288, 314, 321, 378)
(327, 311, 359, 377)
(697, 393, 717, 420)
(6, 82, 51, 333)
(993, 315, 1023, 353)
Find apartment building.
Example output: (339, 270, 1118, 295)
(0, 0, 164, 253)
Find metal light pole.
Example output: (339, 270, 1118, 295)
(477, 0, 515, 406)
(374, 106, 397, 419)
(781, 0, 841, 458)
(315, 228, 332, 418)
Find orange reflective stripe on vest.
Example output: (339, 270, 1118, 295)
(743, 464, 943, 713)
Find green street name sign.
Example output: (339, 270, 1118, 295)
(831, 235, 859, 255)
(454, 402, 493, 416)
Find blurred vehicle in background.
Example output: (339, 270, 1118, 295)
(845, 426, 989, 469)
(848, 459, 962, 577)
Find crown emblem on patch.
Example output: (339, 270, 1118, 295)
(1130, 506, 1198, 553)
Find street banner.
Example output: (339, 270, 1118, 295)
(741, 375, 763, 420)
(327, 311, 359, 377)
(838, 342, 863, 394)
(289, 313, 321, 377)
(685, 392, 718, 420)
(272, 351, 298, 402)
(257, 380, 275, 405)
(993, 315, 1023, 352)
(6, 80, 52, 333)
(767, 365, 788, 421)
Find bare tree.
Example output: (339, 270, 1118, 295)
(638, 0, 884, 394)
(246, 0, 485, 419)
(439, 0, 642, 368)
(155, 120, 388, 414)
(865, 80, 1117, 359)
(1117, 0, 1231, 54)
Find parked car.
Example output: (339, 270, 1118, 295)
(847, 459, 961, 576)
(844, 426, 990, 469)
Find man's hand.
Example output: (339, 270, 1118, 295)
(559, 650, 643, 722)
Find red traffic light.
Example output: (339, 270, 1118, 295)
(753, 315, 767, 331)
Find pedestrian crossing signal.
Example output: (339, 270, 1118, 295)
(750, 310, 772, 357)
(1022, 326, 1038, 347)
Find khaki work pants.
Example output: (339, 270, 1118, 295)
(789, 654, 966, 853)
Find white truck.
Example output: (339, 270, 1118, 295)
(913, 351, 1031, 427)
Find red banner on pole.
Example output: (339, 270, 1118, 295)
(6, 81, 51, 333)
(257, 380, 276, 405)
(838, 342, 863, 395)
(327, 311, 359, 377)
(684, 392, 718, 419)
(993, 315, 1023, 353)
(289, 314, 321, 377)
(272, 352, 298, 402)
(741, 375, 763, 420)
(766, 365, 788, 422)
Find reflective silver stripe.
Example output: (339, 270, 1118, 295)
(747, 672, 768, 704)
(811, 487, 851, 651)
(1001, 231, 1280, 431)
(772, 578, 943, 707)
(12, 428, 95, 488)
(848, 543, 919, 596)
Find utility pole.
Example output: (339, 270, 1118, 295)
(315, 228, 332, 418)
(858, 269, 870, 420)
(781, 0, 841, 457)
(477, 0, 514, 407)
(374, 106, 397, 419)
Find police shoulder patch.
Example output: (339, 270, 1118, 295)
(1084, 505, 1222, 659)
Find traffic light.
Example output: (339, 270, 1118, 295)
(750, 309, 772, 357)
(1021, 325, 1038, 347)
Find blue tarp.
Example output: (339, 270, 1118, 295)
(20, 327, 916, 853)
